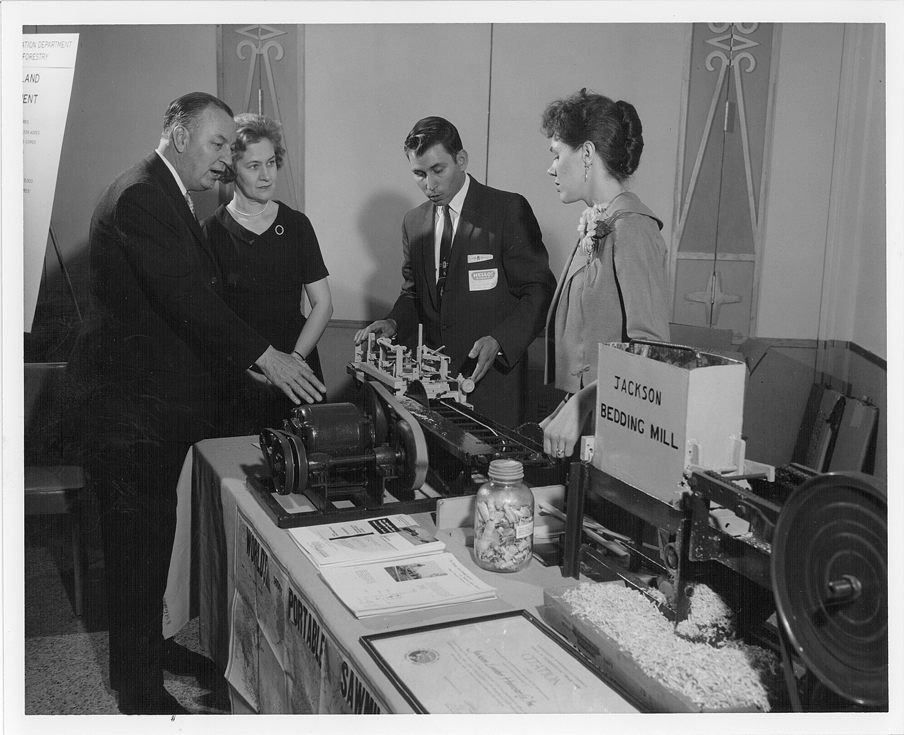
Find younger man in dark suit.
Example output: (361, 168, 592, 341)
(68, 92, 324, 714)
(355, 117, 555, 427)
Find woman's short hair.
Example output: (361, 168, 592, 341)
(221, 113, 285, 183)
(403, 116, 464, 159)
(541, 88, 644, 182)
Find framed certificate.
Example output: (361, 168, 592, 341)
(360, 610, 643, 714)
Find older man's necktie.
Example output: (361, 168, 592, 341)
(436, 204, 453, 304)
(185, 192, 197, 221)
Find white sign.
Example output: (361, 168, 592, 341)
(593, 342, 747, 503)
(23, 33, 79, 332)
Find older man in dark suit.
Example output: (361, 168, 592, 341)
(68, 92, 324, 714)
(355, 117, 555, 428)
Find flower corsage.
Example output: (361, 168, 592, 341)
(577, 203, 615, 258)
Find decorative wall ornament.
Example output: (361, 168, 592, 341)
(670, 23, 778, 338)
(236, 25, 287, 116)
(685, 271, 742, 325)
(218, 24, 302, 209)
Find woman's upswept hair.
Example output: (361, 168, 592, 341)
(220, 113, 286, 184)
(541, 88, 644, 182)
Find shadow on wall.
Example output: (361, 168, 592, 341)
(350, 189, 415, 319)
(317, 323, 361, 404)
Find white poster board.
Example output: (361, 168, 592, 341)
(23, 33, 79, 333)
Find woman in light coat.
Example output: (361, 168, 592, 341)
(540, 88, 670, 459)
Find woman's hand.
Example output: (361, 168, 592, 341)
(541, 382, 597, 459)
(539, 399, 566, 431)
(541, 397, 583, 459)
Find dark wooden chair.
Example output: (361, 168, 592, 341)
(24, 362, 87, 616)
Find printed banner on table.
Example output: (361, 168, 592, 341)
(257, 623, 291, 714)
(320, 639, 386, 714)
(224, 593, 260, 711)
(22, 33, 79, 332)
(227, 508, 291, 712)
(284, 578, 328, 714)
(228, 507, 391, 713)
(234, 508, 287, 663)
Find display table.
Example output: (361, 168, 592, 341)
(166, 435, 595, 714)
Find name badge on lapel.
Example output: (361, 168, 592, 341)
(468, 254, 492, 263)
(469, 268, 498, 291)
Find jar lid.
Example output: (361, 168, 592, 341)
(488, 458, 524, 481)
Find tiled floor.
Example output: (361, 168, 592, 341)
(23, 497, 231, 716)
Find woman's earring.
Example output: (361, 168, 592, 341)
(584, 162, 591, 182)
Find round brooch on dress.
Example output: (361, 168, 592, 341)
(275, 224, 285, 236)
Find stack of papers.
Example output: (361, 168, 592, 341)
(289, 514, 445, 569)
(319, 552, 496, 618)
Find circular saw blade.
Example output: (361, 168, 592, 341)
(405, 379, 430, 407)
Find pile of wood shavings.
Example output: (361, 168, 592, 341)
(644, 583, 735, 643)
(675, 583, 737, 644)
(562, 583, 780, 711)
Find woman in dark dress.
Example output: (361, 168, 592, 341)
(203, 113, 333, 434)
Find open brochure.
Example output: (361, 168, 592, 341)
(320, 552, 496, 618)
(289, 514, 445, 569)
